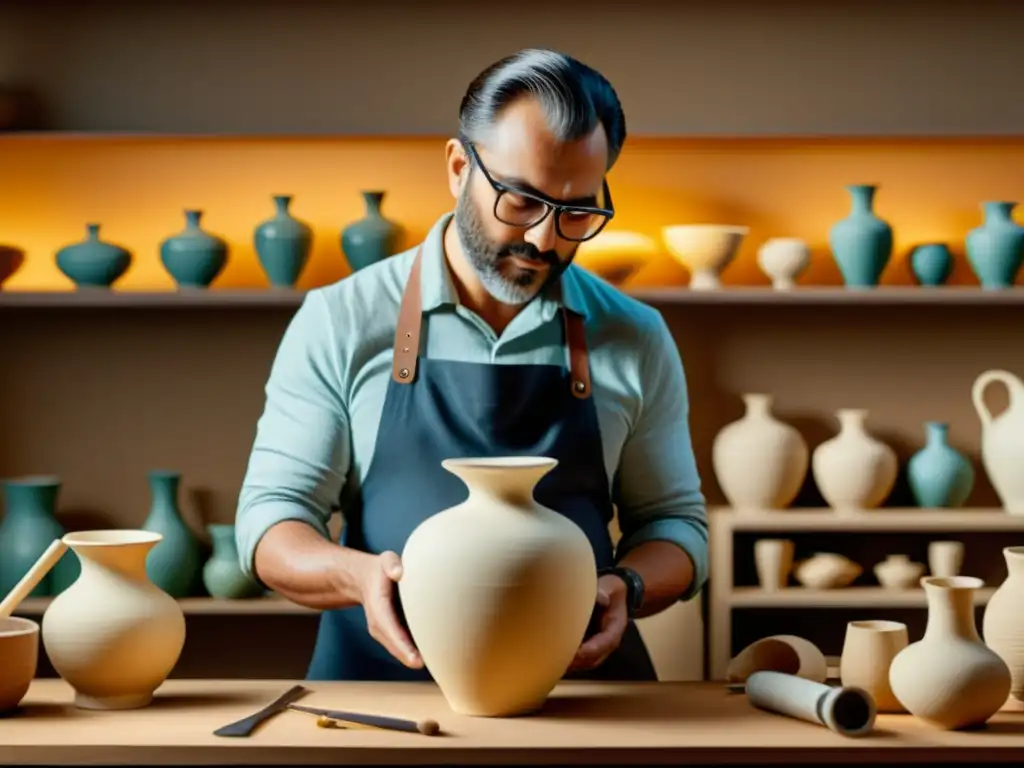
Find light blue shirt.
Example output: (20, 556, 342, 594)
(235, 213, 708, 600)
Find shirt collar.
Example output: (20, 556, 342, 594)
(418, 211, 589, 320)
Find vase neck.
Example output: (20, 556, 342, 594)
(272, 195, 292, 215)
(209, 525, 237, 555)
(983, 201, 1016, 223)
(184, 210, 203, 229)
(362, 191, 385, 216)
(1004, 547, 1024, 577)
(923, 581, 980, 641)
(73, 542, 154, 582)
(847, 185, 877, 214)
(742, 393, 773, 419)
(924, 421, 949, 446)
(85, 223, 101, 240)
(3, 480, 59, 519)
(148, 472, 181, 514)
(444, 459, 555, 508)
(837, 408, 868, 435)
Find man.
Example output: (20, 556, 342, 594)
(235, 48, 707, 682)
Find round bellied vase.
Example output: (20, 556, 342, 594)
(140, 471, 203, 598)
(253, 195, 313, 288)
(159, 210, 229, 288)
(965, 201, 1024, 289)
(909, 243, 953, 286)
(340, 191, 402, 272)
(0, 476, 79, 597)
(907, 422, 975, 508)
(202, 524, 262, 599)
(55, 223, 132, 288)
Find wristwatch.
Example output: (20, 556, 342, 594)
(598, 565, 645, 619)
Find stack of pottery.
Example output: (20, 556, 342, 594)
(982, 546, 1024, 703)
(972, 369, 1024, 514)
(965, 201, 1024, 289)
(711, 393, 808, 510)
(828, 184, 893, 288)
(906, 422, 974, 508)
(253, 195, 313, 288)
(811, 409, 897, 511)
(54, 223, 132, 288)
(0, 476, 79, 597)
(140, 470, 202, 598)
(159, 210, 229, 288)
(341, 191, 402, 272)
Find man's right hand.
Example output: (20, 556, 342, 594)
(358, 550, 424, 669)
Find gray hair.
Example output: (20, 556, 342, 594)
(458, 48, 627, 170)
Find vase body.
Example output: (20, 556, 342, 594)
(909, 243, 953, 286)
(253, 195, 313, 287)
(159, 210, 228, 288)
(202, 524, 261, 599)
(340, 191, 401, 271)
(398, 456, 597, 716)
(982, 546, 1024, 702)
(873, 554, 925, 589)
(0, 477, 79, 597)
(889, 576, 1010, 729)
(972, 369, 1024, 514)
(712, 393, 808, 509)
(811, 409, 897, 510)
(907, 422, 974, 508)
(55, 223, 132, 288)
(40, 530, 186, 710)
(140, 471, 202, 598)
(828, 184, 893, 288)
(840, 620, 908, 713)
(965, 201, 1024, 289)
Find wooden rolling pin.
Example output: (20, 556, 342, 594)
(0, 539, 68, 618)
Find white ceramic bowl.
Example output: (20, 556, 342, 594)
(662, 224, 749, 290)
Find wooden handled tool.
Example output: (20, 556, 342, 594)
(287, 703, 440, 736)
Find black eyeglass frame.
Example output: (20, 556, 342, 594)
(461, 138, 615, 242)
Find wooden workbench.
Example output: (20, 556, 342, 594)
(0, 679, 1021, 765)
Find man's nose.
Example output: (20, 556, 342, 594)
(525, 213, 558, 252)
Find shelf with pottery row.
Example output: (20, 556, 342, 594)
(13, 595, 317, 616)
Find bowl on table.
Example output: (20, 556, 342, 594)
(0, 616, 39, 713)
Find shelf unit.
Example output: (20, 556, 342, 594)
(14, 596, 318, 616)
(708, 507, 1024, 680)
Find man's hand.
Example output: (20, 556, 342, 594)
(569, 574, 629, 671)
(357, 550, 424, 669)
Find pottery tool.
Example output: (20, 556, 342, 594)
(213, 685, 311, 737)
(0, 539, 68, 619)
(287, 702, 440, 736)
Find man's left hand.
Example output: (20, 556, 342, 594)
(569, 574, 629, 671)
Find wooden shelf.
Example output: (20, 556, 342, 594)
(729, 585, 997, 608)
(2, 286, 1024, 309)
(713, 507, 1024, 532)
(15, 596, 319, 616)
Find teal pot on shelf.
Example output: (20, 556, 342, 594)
(55, 223, 132, 288)
(254, 195, 313, 288)
(340, 190, 402, 272)
(907, 422, 975, 508)
(828, 184, 894, 288)
(140, 470, 202, 598)
(909, 243, 953, 286)
(159, 210, 229, 288)
(0, 476, 80, 597)
(965, 201, 1024, 289)
(202, 524, 262, 599)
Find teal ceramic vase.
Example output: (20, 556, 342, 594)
(965, 201, 1024, 289)
(159, 210, 229, 288)
(909, 243, 953, 286)
(828, 184, 894, 288)
(341, 191, 402, 272)
(55, 223, 132, 288)
(202, 524, 262, 599)
(907, 422, 975, 508)
(140, 470, 202, 598)
(254, 195, 313, 288)
(0, 476, 80, 597)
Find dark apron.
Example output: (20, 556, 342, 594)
(307, 249, 657, 683)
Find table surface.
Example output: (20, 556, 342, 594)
(0, 679, 1022, 765)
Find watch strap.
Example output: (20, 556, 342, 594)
(598, 566, 644, 619)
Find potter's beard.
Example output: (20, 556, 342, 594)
(454, 187, 574, 306)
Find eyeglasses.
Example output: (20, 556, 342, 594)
(462, 139, 615, 242)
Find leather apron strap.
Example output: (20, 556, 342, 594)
(391, 249, 592, 399)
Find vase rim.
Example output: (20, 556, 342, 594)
(148, 469, 181, 479)
(63, 529, 163, 548)
(921, 575, 983, 590)
(847, 619, 906, 632)
(1004, 546, 1024, 558)
(4, 474, 61, 488)
(0, 616, 39, 638)
(442, 456, 558, 471)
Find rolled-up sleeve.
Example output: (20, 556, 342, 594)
(613, 312, 708, 601)
(235, 290, 350, 580)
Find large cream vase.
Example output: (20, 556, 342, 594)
(982, 546, 1024, 701)
(399, 457, 597, 717)
(812, 408, 897, 511)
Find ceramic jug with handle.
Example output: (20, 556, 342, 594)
(972, 369, 1024, 514)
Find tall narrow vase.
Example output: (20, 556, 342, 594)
(0, 477, 79, 597)
(340, 191, 402, 272)
(889, 576, 1011, 729)
(828, 184, 894, 288)
(811, 409, 897, 511)
(253, 195, 313, 288)
(140, 471, 202, 598)
(982, 546, 1024, 702)
(906, 422, 975, 508)
(159, 210, 229, 288)
(399, 457, 597, 716)
(40, 530, 186, 710)
(202, 524, 262, 599)
(965, 201, 1024, 289)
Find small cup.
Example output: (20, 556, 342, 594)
(754, 539, 795, 592)
(839, 619, 908, 713)
(0, 616, 39, 713)
(928, 541, 963, 578)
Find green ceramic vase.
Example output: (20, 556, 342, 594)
(340, 191, 402, 271)
(141, 470, 203, 598)
(55, 223, 132, 288)
(254, 195, 313, 288)
(202, 524, 262, 599)
(0, 476, 80, 597)
(159, 210, 229, 288)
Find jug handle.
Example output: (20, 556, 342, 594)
(972, 369, 1023, 428)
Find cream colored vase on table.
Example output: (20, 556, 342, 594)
(972, 369, 1024, 514)
(889, 576, 1010, 730)
(40, 530, 186, 710)
(982, 546, 1024, 702)
(812, 408, 897, 511)
(399, 457, 597, 717)
(839, 620, 908, 713)
(712, 393, 808, 510)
